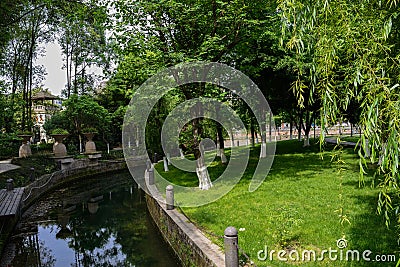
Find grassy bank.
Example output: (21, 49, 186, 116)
(0, 153, 56, 188)
(155, 140, 398, 267)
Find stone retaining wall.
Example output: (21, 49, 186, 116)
(21, 159, 128, 210)
(146, 183, 225, 267)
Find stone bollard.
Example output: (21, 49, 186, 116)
(6, 179, 14, 191)
(29, 167, 35, 182)
(364, 139, 371, 158)
(261, 142, 267, 158)
(166, 153, 171, 165)
(166, 185, 174, 210)
(163, 157, 169, 172)
(224, 226, 239, 267)
(179, 148, 185, 159)
(153, 153, 158, 163)
(146, 159, 152, 171)
(148, 167, 155, 185)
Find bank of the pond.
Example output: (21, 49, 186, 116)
(146, 180, 225, 267)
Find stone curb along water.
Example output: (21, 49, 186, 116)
(145, 180, 225, 267)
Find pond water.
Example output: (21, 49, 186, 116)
(1, 171, 181, 267)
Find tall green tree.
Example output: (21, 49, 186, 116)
(1, 1, 53, 132)
(56, 0, 110, 97)
(111, 0, 277, 189)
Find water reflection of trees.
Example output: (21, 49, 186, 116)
(10, 233, 56, 267)
(63, 184, 156, 266)
(7, 172, 173, 267)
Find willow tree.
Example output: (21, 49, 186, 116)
(278, 0, 400, 225)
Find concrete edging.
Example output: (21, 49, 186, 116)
(146, 182, 225, 267)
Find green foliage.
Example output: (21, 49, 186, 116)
(101, 149, 124, 160)
(0, 133, 20, 159)
(50, 128, 69, 135)
(0, 154, 56, 188)
(0, 86, 13, 132)
(278, 0, 400, 228)
(31, 142, 53, 154)
(56, 0, 110, 97)
(67, 143, 79, 155)
(63, 94, 111, 136)
(82, 127, 98, 134)
(43, 112, 71, 135)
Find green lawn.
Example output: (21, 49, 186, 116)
(340, 136, 361, 144)
(0, 153, 57, 188)
(155, 140, 398, 267)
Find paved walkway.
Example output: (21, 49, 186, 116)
(325, 137, 359, 147)
(0, 159, 20, 174)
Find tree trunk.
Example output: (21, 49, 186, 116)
(269, 111, 273, 142)
(250, 122, 255, 147)
(22, 64, 28, 131)
(303, 134, 310, 147)
(79, 134, 83, 153)
(74, 51, 78, 94)
(81, 66, 85, 94)
(66, 35, 71, 97)
(216, 123, 227, 163)
(188, 91, 212, 189)
(297, 109, 303, 142)
(195, 149, 212, 190)
(302, 111, 314, 147)
(28, 38, 34, 128)
(9, 44, 18, 132)
(260, 111, 267, 158)
(192, 117, 212, 190)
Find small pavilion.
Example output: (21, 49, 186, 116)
(32, 89, 61, 143)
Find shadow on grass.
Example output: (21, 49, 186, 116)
(236, 141, 335, 184)
(343, 194, 398, 266)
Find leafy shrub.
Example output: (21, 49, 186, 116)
(0, 133, 20, 159)
(82, 127, 98, 134)
(16, 130, 33, 136)
(31, 142, 53, 154)
(101, 149, 124, 160)
(67, 143, 79, 155)
(51, 128, 69, 135)
(95, 140, 108, 151)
